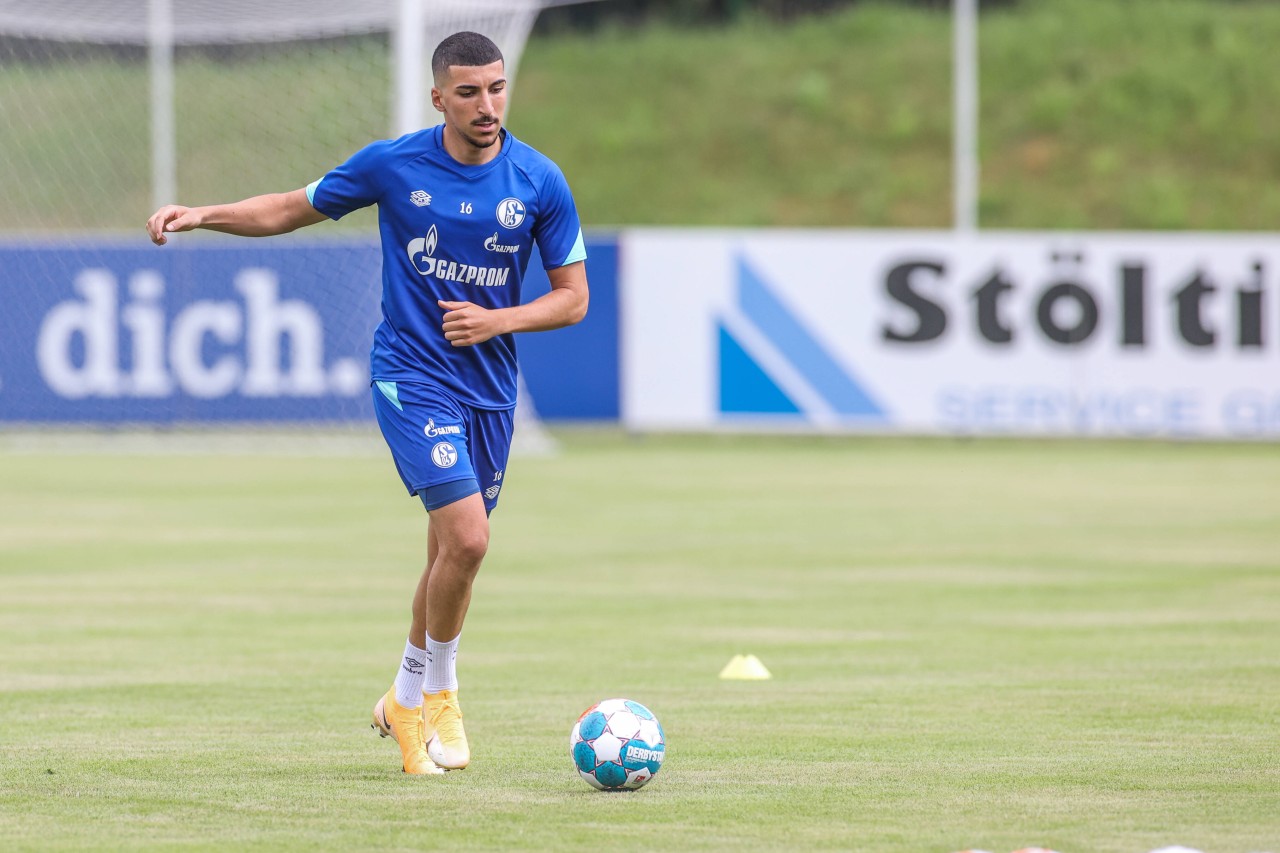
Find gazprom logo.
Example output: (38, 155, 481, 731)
(717, 256, 885, 424)
(424, 418, 461, 438)
(406, 225, 439, 273)
(406, 224, 510, 288)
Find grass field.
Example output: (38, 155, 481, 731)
(1, 431, 1277, 852)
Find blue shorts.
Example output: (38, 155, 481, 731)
(371, 380, 514, 514)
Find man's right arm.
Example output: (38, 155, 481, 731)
(146, 188, 327, 245)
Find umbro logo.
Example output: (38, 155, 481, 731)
(410, 190, 432, 207)
(402, 656, 424, 674)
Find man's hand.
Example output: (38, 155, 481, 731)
(146, 205, 203, 245)
(146, 191, 326, 244)
(439, 300, 507, 347)
(436, 263, 586, 346)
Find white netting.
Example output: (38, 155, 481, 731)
(0, 0, 557, 44)
(0, 1, 389, 44)
(0, 0, 560, 232)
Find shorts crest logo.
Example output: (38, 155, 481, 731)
(409, 190, 432, 208)
(431, 441, 458, 469)
(496, 197, 526, 229)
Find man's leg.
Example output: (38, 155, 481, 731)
(410, 493, 488, 646)
(408, 520, 439, 647)
(412, 493, 487, 769)
(367, 383, 507, 773)
(371, 547, 442, 775)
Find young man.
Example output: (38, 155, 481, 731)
(145, 32, 589, 775)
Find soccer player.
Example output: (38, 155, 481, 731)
(145, 32, 589, 775)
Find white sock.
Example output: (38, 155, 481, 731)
(424, 633, 460, 694)
(394, 640, 427, 708)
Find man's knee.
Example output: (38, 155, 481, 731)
(430, 496, 490, 572)
(445, 525, 489, 569)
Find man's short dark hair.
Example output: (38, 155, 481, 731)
(432, 32, 504, 80)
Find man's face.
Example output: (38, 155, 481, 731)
(432, 60, 508, 151)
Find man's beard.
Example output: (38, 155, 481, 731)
(464, 121, 501, 148)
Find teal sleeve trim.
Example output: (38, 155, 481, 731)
(555, 229, 588, 267)
(305, 179, 321, 207)
(375, 380, 402, 411)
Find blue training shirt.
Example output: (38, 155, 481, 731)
(307, 125, 586, 410)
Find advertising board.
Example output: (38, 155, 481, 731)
(622, 230, 1280, 438)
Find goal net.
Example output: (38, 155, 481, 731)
(0, 0, 584, 454)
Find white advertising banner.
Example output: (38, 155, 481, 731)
(621, 229, 1280, 438)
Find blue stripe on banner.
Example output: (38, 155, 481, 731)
(736, 257, 884, 417)
(718, 322, 801, 414)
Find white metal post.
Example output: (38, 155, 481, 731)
(953, 0, 978, 232)
(394, 0, 428, 135)
(148, 0, 176, 209)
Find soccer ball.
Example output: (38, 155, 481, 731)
(569, 698, 665, 790)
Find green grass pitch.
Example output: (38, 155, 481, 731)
(1, 431, 1277, 852)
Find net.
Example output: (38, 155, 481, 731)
(0, 0, 560, 231)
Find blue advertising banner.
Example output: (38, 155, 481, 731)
(520, 241, 620, 421)
(0, 237, 619, 423)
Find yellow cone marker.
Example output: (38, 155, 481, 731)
(719, 654, 772, 680)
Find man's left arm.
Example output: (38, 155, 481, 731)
(438, 261, 588, 348)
